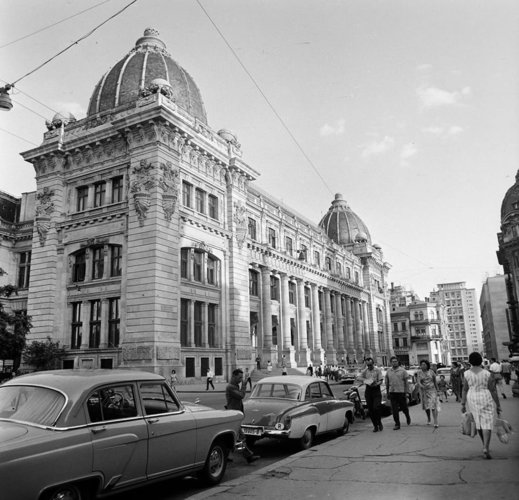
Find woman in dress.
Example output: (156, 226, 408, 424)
(461, 352, 501, 459)
(417, 359, 440, 428)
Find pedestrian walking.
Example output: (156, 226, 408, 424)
(385, 356, 411, 430)
(306, 364, 313, 376)
(169, 369, 178, 389)
(225, 369, 260, 464)
(281, 363, 288, 375)
(206, 368, 215, 390)
(501, 359, 512, 385)
(244, 367, 253, 390)
(267, 360, 272, 373)
(489, 358, 506, 399)
(417, 359, 440, 428)
(461, 351, 501, 459)
(437, 374, 449, 402)
(256, 356, 261, 370)
(357, 357, 384, 432)
(450, 362, 463, 402)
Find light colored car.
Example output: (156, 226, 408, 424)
(241, 375, 354, 450)
(340, 367, 360, 384)
(436, 367, 451, 386)
(0, 369, 243, 500)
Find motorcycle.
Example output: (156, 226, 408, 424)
(344, 384, 366, 420)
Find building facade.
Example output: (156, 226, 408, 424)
(430, 282, 483, 362)
(479, 275, 510, 360)
(496, 170, 519, 356)
(0, 30, 393, 381)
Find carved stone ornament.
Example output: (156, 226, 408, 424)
(159, 162, 180, 222)
(35, 216, 51, 246)
(130, 159, 156, 225)
(233, 201, 248, 248)
(35, 187, 55, 217)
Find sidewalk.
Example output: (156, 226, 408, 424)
(190, 386, 519, 500)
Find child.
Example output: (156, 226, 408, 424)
(437, 374, 448, 402)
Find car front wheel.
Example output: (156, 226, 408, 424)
(337, 416, 350, 436)
(299, 428, 314, 450)
(45, 483, 91, 500)
(199, 441, 228, 485)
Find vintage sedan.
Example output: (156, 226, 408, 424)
(242, 375, 354, 450)
(0, 369, 243, 500)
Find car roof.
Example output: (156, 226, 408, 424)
(256, 375, 323, 387)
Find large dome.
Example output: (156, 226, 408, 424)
(87, 28, 207, 124)
(319, 193, 372, 246)
(501, 170, 519, 224)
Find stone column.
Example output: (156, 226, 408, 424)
(280, 273, 295, 364)
(353, 298, 364, 362)
(80, 300, 89, 349)
(99, 298, 109, 348)
(336, 294, 345, 361)
(345, 296, 355, 362)
(324, 288, 336, 364)
(363, 301, 372, 358)
(261, 266, 277, 363)
(202, 302, 209, 348)
(311, 284, 324, 365)
(296, 278, 310, 366)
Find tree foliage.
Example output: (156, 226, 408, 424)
(0, 285, 32, 372)
(23, 337, 66, 371)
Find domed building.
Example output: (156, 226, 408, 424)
(2, 30, 393, 380)
(497, 170, 519, 356)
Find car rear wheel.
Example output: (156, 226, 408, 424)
(199, 441, 228, 486)
(299, 428, 314, 450)
(45, 483, 91, 500)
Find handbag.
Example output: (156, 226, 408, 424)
(495, 418, 513, 444)
(461, 412, 476, 437)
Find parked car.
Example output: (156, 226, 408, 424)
(241, 375, 354, 450)
(340, 367, 360, 384)
(0, 369, 243, 500)
(436, 367, 451, 386)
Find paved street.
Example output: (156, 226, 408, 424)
(188, 383, 519, 500)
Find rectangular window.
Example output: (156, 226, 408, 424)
(300, 244, 308, 262)
(94, 181, 106, 208)
(215, 357, 223, 376)
(304, 286, 310, 308)
(181, 248, 189, 279)
(337, 262, 341, 276)
(92, 247, 104, 280)
(195, 188, 205, 213)
(73, 251, 86, 282)
(193, 251, 202, 282)
(285, 236, 293, 256)
(180, 299, 189, 346)
(207, 255, 217, 285)
(393, 322, 399, 332)
(268, 227, 277, 248)
(346, 267, 351, 279)
(110, 245, 122, 277)
(185, 357, 195, 378)
(208, 303, 216, 347)
(355, 271, 359, 284)
(89, 300, 101, 348)
(401, 321, 406, 331)
(108, 298, 120, 347)
(325, 256, 332, 271)
(314, 251, 320, 267)
(249, 269, 259, 296)
(194, 301, 203, 347)
(208, 194, 218, 219)
(248, 218, 257, 240)
(77, 186, 88, 211)
(289, 282, 296, 304)
(182, 181, 192, 207)
(17, 251, 31, 288)
(111, 176, 123, 203)
(270, 275, 279, 301)
(71, 302, 82, 349)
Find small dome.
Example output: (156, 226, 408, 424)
(46, 111, 77, 130)
(87, 29, 207, 124)
(319, 193, 372, 246)
(501, 170, 519, 224)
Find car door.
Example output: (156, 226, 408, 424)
(320, 381, 343, 430)
(139, 382, 197, 479)
(306, 382, 330, 432)
(87, 383, 148, 490)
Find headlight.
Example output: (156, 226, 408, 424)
(280, 415, 291, 429)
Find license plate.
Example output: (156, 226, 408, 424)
(242, 426, 263, 436)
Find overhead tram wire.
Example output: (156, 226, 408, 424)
(0, 126, 39, 147)
(5, 0, 138, 88)
(0, 0, 113, 50)
(195, 0, 334, 198)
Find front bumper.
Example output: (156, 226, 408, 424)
(241, 425, 290, 439)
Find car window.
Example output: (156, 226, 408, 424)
(0, 385, 65, 426)
(140, 383, 180, 415)
(319, 382, 334, 398)
(87, 384, 137, 422)
(252, 383, 301, 400)
(308, 383, 322, 399)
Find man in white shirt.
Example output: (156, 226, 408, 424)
(489, 358, 506, 399)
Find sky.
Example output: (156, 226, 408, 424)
(1, 0, 518, 300)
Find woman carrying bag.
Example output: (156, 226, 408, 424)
(461, 351, 501, 459)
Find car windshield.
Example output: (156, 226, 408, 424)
(0, 385, 66, 426)
(251, 383, 302, 400)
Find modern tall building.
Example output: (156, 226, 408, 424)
(0, 29, 393, 381)
(389, 285, 450, 366)
(479, 275, 509, 360)
(430, 282, 483, 362)
(496, 170, 519, 356)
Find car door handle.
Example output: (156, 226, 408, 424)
(91, 426, 106, 434)
(147, 418, 159, 424)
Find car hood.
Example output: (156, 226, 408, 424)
(242, 398, 302, 426)
(182, 402, 217, 412)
